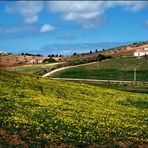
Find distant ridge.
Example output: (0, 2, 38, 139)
(66, 41, 148, 60)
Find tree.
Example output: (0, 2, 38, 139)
(43, 57, 56, 63)
(36, 54, 43, 57)
(133, 42, 137, 45)
(73, 52, 77, 56)
(97, 54, 106, 61)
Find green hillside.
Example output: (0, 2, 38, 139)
(8, 62, 62, 76)
(52, 57, 148, 81)
(0, 69, 148, 147)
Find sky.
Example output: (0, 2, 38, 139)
(0, 1, 148, 55)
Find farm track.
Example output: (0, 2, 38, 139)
(42, 61, 99, 77)
(42, 61, 148, 84)
(50, 77, 148, 84)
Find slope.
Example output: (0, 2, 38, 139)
(52, 57, 148, 81)
(0, 69, 148, 147)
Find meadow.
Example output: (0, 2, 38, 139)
(0, 69, 148, 147)
(52, 57, 148, 81)
(69, 80, 148, 94)
(8, 62, 62, 76)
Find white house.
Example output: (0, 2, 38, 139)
(0, 51, 8, 55)
(38, 60, 43, 63)
(144, 47, 148, 50)
(30, 59, 43, 64)
(30, 60, 37, 64)
(134, 48, 148, 57)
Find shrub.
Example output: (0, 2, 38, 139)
(43, 58, 56, 63)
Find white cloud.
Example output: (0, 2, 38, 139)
(48, 1, 148, 29)
(5, 1, 148, 29)
(0, 24, 56, 38)
(81, 16, 107, 29)
(0, 25, 38, 38)
(49, 1, 107, 29)
(49, 1, 105, 13)
(63, 11, 100, 20)
(24, 15, 38, 24)
(6, 1, 44, 24)
(125, 1, 148, 12)
(40, 24, 56, 33)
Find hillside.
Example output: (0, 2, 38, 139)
(8, 62, 62, 76)
(104, 42, 148, 57)
(0, 55, 46, 67)
(1, 41, 148, 68)
(0, 69, 148, 147)
(0, 54, 64, 68)
(52, 57, 148, 82)
(65, 42, 148, 61)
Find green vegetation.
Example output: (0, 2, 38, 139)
(42, 58, 56, 63)
(52, 57, 148, 81)
(0, 69, 148, 146)
(69, 80, 148, 94)
(7, 63, 62, 76)
(7, 54, 111, 76)
(0, 55, 6, 57)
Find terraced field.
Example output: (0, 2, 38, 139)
(52, 57, 148, 81)
(0, 69, 148, 147)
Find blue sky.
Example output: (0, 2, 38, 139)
(0, 1, 148, 55)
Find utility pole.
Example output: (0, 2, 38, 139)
(134, 67, 136, 82)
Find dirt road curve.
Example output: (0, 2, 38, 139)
(42, 62, 148, 84)
(42, 61, 98, 77)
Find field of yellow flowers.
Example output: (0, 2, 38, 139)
(0, 69, 148, 147)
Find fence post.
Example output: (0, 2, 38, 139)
(134, 67, 136, 81)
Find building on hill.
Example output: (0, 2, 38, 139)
(144, 47, 148, 50)
(30, 59, 43, 64)
(0, 51, 8, 55)
(134, 48, 148, 57)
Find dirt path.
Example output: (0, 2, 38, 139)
(42, 62, 148, 84)
(42, 61, 99, 77)
(49, 77, 148, 84)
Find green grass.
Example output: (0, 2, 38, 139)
(7, 62, 62, 76)
(0, 55, 6, 57)
(52, 57, 148, 81)
(0, 69, 148, 147)
(70, 80, 148, 94)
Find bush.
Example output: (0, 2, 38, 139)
(43, 58, 56, 63)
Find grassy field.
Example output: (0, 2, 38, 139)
(0, 69, 148, 147)
(52, 57, 148, 81)
(67, 80, 148, 94)
(7, 62, 62, 76)
(0, 55, 6, 57)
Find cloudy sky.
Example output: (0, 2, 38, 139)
(0, 1, 148, 55)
